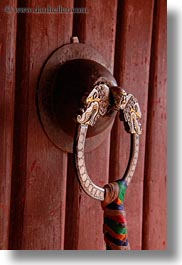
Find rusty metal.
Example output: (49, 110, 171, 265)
(37, 38, 117, 153)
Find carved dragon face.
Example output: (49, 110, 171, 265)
(77, 83, 110, 126)
(110, 87, 142, 135)
(122, 95, 142, 135)
(77, 83, 142, 135)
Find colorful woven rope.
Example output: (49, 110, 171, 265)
(102, 180, 130, 250)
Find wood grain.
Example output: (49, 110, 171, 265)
(0, 0, 17, 250)
(9, 0, 73, 249)
(110, 0, 154, 249)
(64, 154, 81, 250)
(142, 0, 167, 250)
(1, 0, 167, 250)
(64, 0, 117, 249)
(78, 134, 111, 249)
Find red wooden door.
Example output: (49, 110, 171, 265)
(0, 0, 167, 250)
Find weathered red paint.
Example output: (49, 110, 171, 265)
(142, 0, 167, 250)
(0, 0, 17, 250)
(0, 0, 167, 250)
(110, 0, 155, 249)
(9, 0, 73, 250)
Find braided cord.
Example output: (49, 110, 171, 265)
(102, 180, 130, 250)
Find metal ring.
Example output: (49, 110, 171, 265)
(74, 83, 142, 201)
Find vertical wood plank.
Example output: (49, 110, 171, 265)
(9, 0, 73, 249)
(73, 0, 117, 71)
(0, 0, 17, 250)
(9, 3, 29, 249)
(77, 135, 111, 249)
(64, 154, 81, 250)
(110, 0, 154, 249)
(64, 0, 117, 249)
(142, 0, 167, 250)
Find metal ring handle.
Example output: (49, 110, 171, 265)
(74, 83, 142, 200)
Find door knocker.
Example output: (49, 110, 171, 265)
(37, 37, 142, 250)
(74, 82, 142, 250)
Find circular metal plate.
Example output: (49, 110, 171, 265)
(37, 42, 117, 153)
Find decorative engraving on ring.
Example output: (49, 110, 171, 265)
(75, 83, 142, 200)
